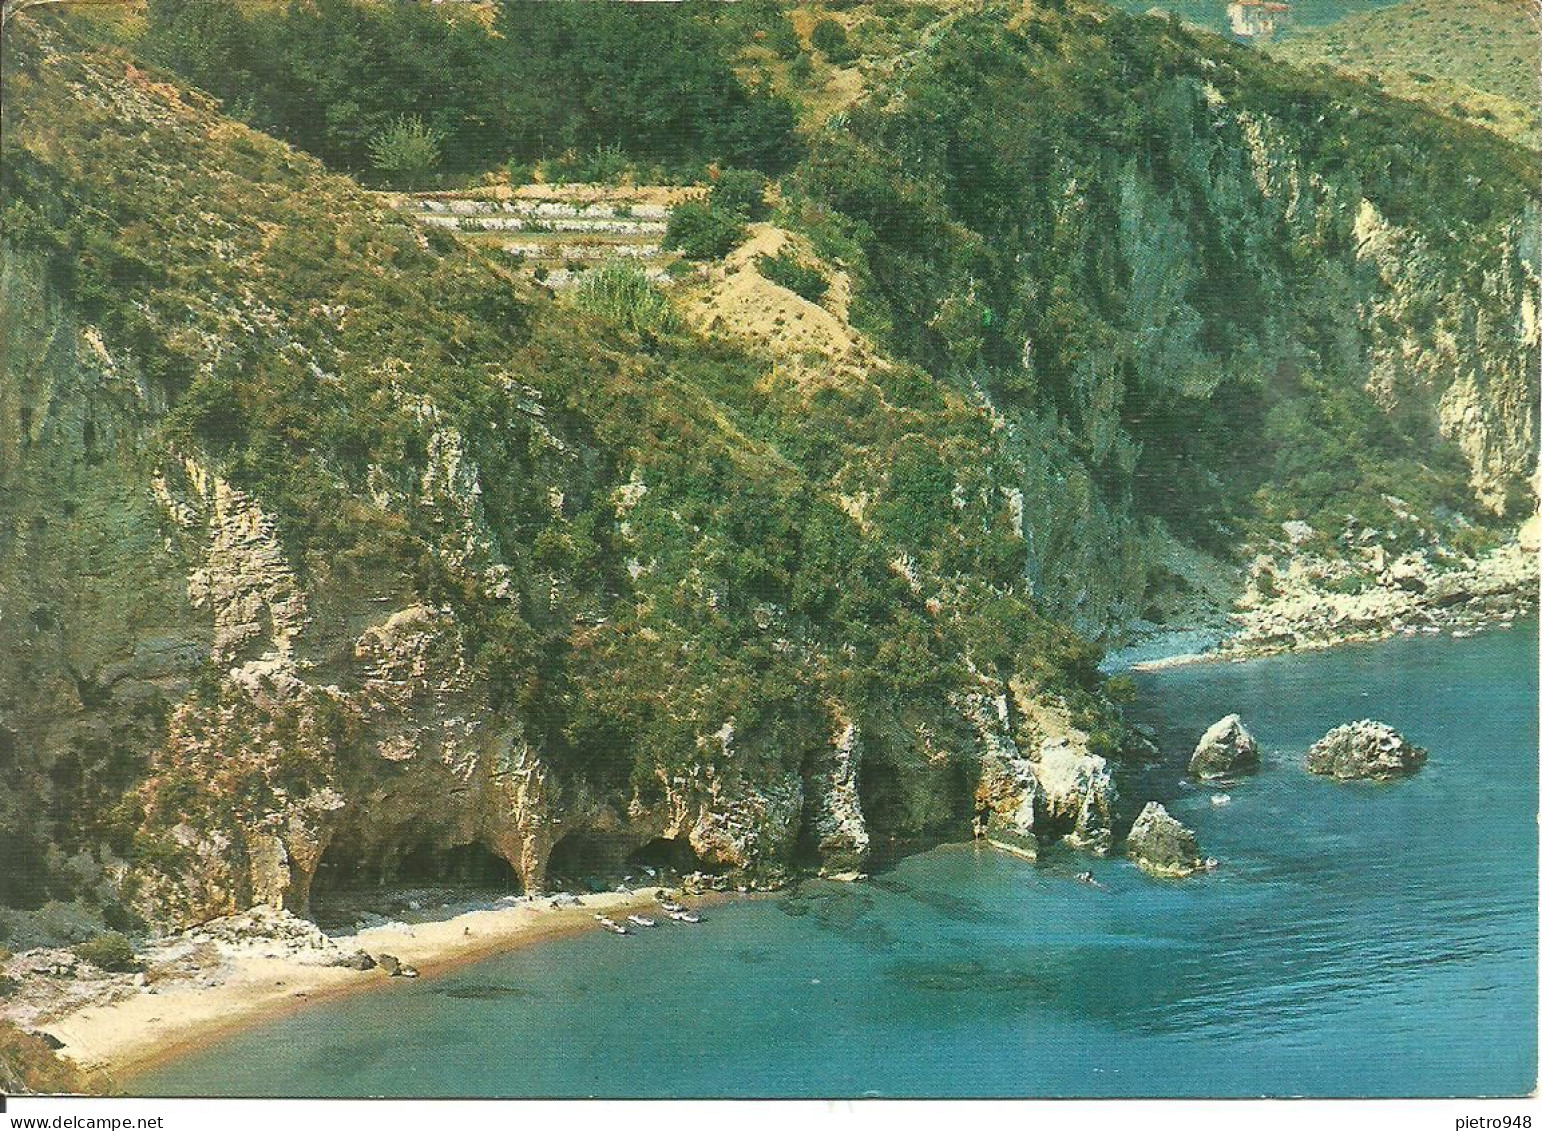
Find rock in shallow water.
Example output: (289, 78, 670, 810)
(1306, 720, 1427, 780)
(1188, 714, 1260, 779)
(329, 950, 377, 972)
(1125, 802, 1205, 877)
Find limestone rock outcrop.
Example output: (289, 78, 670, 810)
(974, 754, 1043, 860)
(804, 719, 870, 876)
(1306, 720, 1427, 780)
(1126, 802, 1204, 877)
(970, 688, 1118, 858)
(1188, 715, 1260, 779)
(967, 688, 1041, 858)
(1033, 738, 1117, 855)
(674, 766, 805, 885)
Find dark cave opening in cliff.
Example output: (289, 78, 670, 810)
(855, 748, 976, 868)
(627, 836, 702, 877)
(545, 831, 630, 890)
(855, 753, 898, 838)
(1030, 804, 1077, 845)
(311, 836, 522, 895)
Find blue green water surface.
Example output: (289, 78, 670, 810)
(138, 620, 1538, 1098)
(1107, 0, 1404, 37)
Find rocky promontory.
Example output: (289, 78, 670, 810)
(1226, 516, 1539, 658)
(1188, 715, 1260, 779)
(1125, 802, 1206, 878)
(1112, 515, 1539, 674)
(1306, 721, 1428, 780)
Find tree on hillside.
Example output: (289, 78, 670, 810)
(811, 18, 858, 64)
(491, 0, 800, 174)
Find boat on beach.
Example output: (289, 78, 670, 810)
(595, 915, 629, 935)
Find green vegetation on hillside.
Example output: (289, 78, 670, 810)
(0, 0, 1535, 943)
(785, 2, 1536, 545)
(136, 0, 802, 183)
(1, 12, 1113, 917)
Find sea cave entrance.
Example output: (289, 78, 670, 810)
(627, 836, 703, 876)
(311, 834, 522, 895)
(856, 742, 976, 866)
(544, 830, 627, 891)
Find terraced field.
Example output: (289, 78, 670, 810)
(391, 185, 705, 288)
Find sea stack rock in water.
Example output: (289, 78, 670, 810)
(1306, 720, 1427, 780)
(1126, 802, 1205, 877)
(1188, 714, 1259, 779)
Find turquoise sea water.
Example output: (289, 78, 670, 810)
(138, 620, 1538, 1098)
(1107, 0, 1404, 37)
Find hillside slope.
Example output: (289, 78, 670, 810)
(1273, 0, 1541, 148)
(0, 13, 1121, 936)
(787, 3, 1537, 578)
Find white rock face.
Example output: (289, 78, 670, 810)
(969, 686, 1117, 858)
(1033, 738, 1116, 855)
(1281, 520, 1315, 545)
(807, 720, 870, 875)
(140, 451, 562, 921)
(154, 455, 306, 665)
(964, 687, 1040, 858)
(669, 761, 805, 884)
(1225, 518, 1539, 658)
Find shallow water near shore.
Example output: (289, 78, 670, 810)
(137, 620, 1538, 1098)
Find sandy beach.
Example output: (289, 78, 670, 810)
(32, 889, 678, 1089)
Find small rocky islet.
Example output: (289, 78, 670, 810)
(1116, 713, 1429, 879)
(1188, 714, 1261, 780)
(1306, 721, 1429, 781)
(1125, 802, 1208, 878)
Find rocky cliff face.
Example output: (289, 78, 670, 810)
(0, 247, 204, 915)
(1, 5, 1535, 940)
(795, 3, 1539, 635)
(0, 19, 1135, 934)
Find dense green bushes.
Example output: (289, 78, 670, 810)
(136, 0, 802, 183)
(757, 248, 829, 303)
(73, 931, 138, 972)
(711, 169, 771, 220)
(141, 0, 503, 180)
(492, 1, 800, 177)
(366, 115, 443, 188)
(811, 18, 859, 64)
(664, 202, 746, 260)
